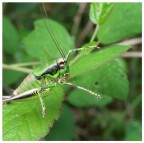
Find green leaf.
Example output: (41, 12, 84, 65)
(68, 59, 128, 107)
(125, 120, 142, 141)
(89, 2, 114, 25)
(68, 90, 112, 108)
(97, 3, 142, 44)
(23, 19, 74, 61)
(14, 50, 34, 63)
(95, 58, 129, 100)
(3, 87, 64, 141)
(3, 17, 20, 54)
(70, 45, 131, 78)
(45, 104, 76, 141)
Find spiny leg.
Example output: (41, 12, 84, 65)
(59, 80, 101, 98)
(66, 45, 100, 60)
(3, 88, 42, 103)
(37, 91, 46, 118)
(38, 81, 57, 117)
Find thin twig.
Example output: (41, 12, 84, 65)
(3, 64, 33, 73)
(71, 3, 87, 36)
(10, 62, 40, 67)
(118, 37, 142, 58)
(76, 20, 94, 48)
(121, 51, 142, 58)
(117, 37, 142, 46)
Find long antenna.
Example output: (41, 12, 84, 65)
(41, 3, 65, 59)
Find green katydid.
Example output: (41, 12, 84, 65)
(3, 3, 101, 118)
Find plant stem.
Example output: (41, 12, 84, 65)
(76, 20, 93, 48)
(90, 24, 99, 42)
(121, 51, 142, 58)
(3, 64, 32, 73)
(71, 3, 87, 36)
(117, 37, 142, 46)
(10, 62, 40, 67)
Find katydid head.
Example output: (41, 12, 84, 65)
(57, 58, 66, 69)
(57, 58, 70, 80)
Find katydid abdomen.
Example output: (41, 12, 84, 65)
(13, 73, 41, 96)
(3, 73, 42, 102)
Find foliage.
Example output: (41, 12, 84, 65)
(97, 3, 142, 44)
(45, 104, 76, 140)
(3, 2, 142, 141)
(3, 87, 64, 140)
(68, 58, 129, 107)
(89, 2, 114, 25)
(23, 19, 74, 60)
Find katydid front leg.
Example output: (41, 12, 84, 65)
(37, 91, 46, 118)
(38, 82, 57, 117)
(66, 45, 100, 60)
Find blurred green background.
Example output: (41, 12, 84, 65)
(3, 3, 142, 141)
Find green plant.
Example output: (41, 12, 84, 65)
(3, 2, 142, 141)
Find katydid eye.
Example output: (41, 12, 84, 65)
(60, 62, 64, 65)
(58, 62, 65, 69)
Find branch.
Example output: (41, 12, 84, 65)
(117, 37, 142, 46)
(3, 64, 33, 73)
(118, 37, 142, 58)
(121, 51, 142, 58)
(71, 3, 87, 36)
(76, 20, 94, 47)
(10, 62, 40, 67)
